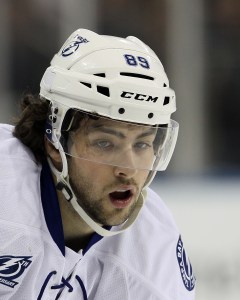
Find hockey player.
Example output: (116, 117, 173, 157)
(0, 29, 195, 299)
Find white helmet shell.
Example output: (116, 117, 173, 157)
(40, 28, 176, 126)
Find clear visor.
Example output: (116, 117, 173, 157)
(47, 109, 179, 171)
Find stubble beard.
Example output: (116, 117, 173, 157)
(68, 168, 140, 226)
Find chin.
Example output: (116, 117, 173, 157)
(103, 213, 130, 227)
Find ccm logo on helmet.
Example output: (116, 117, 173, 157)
(121, 91, 158, 103)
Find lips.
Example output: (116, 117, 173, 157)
(109, 186, 134, 209)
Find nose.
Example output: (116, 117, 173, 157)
(113, 165, 138, 178)
(113, 150, 138, 178)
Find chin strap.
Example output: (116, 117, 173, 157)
(47, 155, 146, 237)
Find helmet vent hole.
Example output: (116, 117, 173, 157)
(163, 83, 167, 87)
(94, 73, 106, 77)
(163, 96, 170, 105)
(80, 82, 92, 88)
(120, 72, 154, 81)
(118, 108, 125, 114)
(97, 85, 110, 97)
(148, 113, 154, 119)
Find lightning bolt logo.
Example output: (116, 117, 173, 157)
(0, 255, 32, 288)
(176, 236, 196, 291)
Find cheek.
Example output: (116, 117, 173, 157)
(138, 170, 150, 185)
(70, 157, 109, 182)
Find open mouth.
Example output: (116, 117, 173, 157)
(110, 190, 132, 200)
(109, 189, 134, 208)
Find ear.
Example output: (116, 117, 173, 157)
(44, 137, 62, 170)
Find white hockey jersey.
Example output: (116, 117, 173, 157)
(0, 124, 195, 300)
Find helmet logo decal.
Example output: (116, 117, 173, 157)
(176, 236, 196, 291)
(61, 34, 89, 57)
(121, 91, 158, 103)
(0, 255, 32, 288)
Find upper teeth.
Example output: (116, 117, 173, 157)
(116, 189, 128, 192)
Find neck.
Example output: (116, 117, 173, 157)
(56, 185, 95, 252)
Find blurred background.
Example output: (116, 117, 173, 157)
(0, 0, 240, 299)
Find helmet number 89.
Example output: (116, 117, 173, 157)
(124, 54, 150, 69)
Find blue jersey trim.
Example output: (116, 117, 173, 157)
(40, 161, 65, 256)
(83, 226, 111, 255)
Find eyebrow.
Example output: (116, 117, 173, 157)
(88, 124, 157, 139)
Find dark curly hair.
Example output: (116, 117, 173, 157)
(13, 93, 50, 162)
(13, 94, 96, 162)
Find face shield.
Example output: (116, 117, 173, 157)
(46, 108, 179, 172)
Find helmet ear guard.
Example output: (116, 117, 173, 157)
(40, 28, 179, 235)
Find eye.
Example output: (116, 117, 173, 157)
(94, 140, 113, 150)
(134, 142, 152, 150)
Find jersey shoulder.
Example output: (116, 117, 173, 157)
(0, 124, 37, 163)
(143, 187, 179, 233)
(0, 124, 43, 227)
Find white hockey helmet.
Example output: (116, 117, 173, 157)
(40, 29, 179, 236)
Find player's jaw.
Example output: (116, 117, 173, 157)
(69, 175, 140, 226)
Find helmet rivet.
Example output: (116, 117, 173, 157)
(148, 113, 154, 119)
(118, 108, 125, 114)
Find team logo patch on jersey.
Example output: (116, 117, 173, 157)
(176, 236, 195, 291)
(61, 34, 89, 57)
(0, 255, 32, 288)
